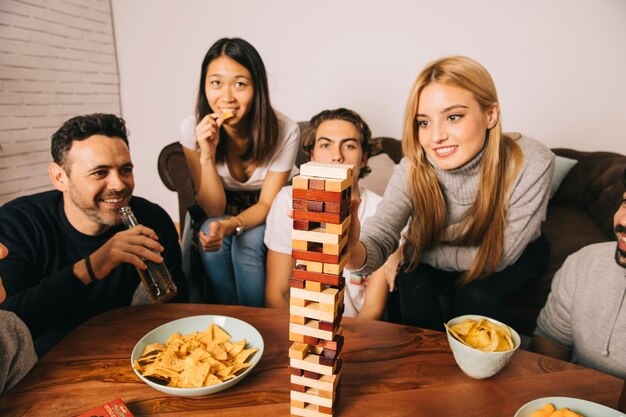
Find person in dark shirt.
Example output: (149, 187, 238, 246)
(0, 113, 186, 357)
(0, 242, 36, 395)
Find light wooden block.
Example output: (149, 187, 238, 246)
(291, 296, 308, 307)
(290, 404, 332, 417)
(290, 302, 336, 323)
(291, 373, 339, 393)
(289, 321, 335, 340)
(291, 388, 333, 408)
(324, 215, 351, 235)
(300, 161, 353, 180)
(292, 175, 310, 190)
(295, 259, 324, 273)
(322, 235, 348, 256)
(305, 280, 323, 292)
(293, 228, 343, 245)
(290, 286, 341, 305)
(289, 332, 305, 343)
(292, 239, 310, 251)
(324, 177, 351, 192)
(323, 252, 350, 275)
(291, 399, 306, 408)
(290, 355, 335, 376)
(290, 314, 307, 325)
(289, 342, 311, 360)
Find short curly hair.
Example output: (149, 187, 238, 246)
(300, 108, 375, 179)
(51, 113, 129, 172)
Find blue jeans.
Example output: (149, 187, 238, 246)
(198, 216, 267, 307)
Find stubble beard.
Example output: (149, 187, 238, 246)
(68, 186, 127, 227)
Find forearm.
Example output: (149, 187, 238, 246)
(356, 268, 388, 320)
(196, 158, 226, 216)
(530, 335, 570, 361)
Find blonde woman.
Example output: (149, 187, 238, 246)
(347, 56, 555, 330)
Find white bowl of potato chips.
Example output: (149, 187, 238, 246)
(445, 314, 520, 379)
(131, 315, 264, 396)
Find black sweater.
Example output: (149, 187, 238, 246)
(0, 190, 186, 353)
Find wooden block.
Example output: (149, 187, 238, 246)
(291, 404, 332, 417)
(292, 175, 310, 190)
(294, 220, 319, 231)
(300, 161, 353, 180)
(324, 214, 351, 235)
(293, 228, 343, 245)
(293, 208, 349, 225)
(303, 370, 322, 380)
(291, 387, 333, 408)
(304, 280, 323, 292)
(308, 178, 326, 190)
(323, 252, 350, 275)
(293, 199, 324, 212)
(324, 197, 351, 214)
(291, 399, 306, 408)
(293, 249, 339, 264)
(289, 332, 305, 343)
(293, 269, 345, 286)
(289, 321, 335, 340)
(295, 259, 324, 273)
(293, 188, 346, 203)
(290, 296, 308, 307)
(322, 235, 348, 256)
(291, 383, 307, 393)
(290, 314, 307, 325)
(289, 342, 310, 360)
(290, 302, 336, 323)
(289, 366, 304, 376)
(324, 177, 352, 192)
(289, 278, 305, 289)
(316, 333, 344, 352)
(303, 335, 320, 345)
(292, 239, 309, 251)
(290, 286, 342, 305)
(290, 355, 336, 376)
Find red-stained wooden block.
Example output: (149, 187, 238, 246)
(292, 199, 307, 210)
(319, 356, 335, 367)
(316, 334, 344, 351)
(292, 249, 339, 264)
(293, 220, 321, 231)
(309, 242, 323, 253)
(309, 178, 326, 190)
(293, 269, 345, 286)
(289, 278, 305, 289)
(293, 188, 345, 203)
(303, 335, 319, 345)
(291, 383, 307, 392)
(318, 313, 342, 332)
(307, 200, 324, 212)
(324, 197, 351, 214)
(303, 370, 321, 380)
(292, 208, 349, 224)
(289, 366, 304, 376)
(294, 263, 307, 271)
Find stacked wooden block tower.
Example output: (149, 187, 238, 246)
(288, 161, 352, 417)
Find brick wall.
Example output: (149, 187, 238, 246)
(0, 0, 120, 205)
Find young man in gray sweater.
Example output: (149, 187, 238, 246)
(532, 166, 626, 378)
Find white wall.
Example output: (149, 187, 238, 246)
(111, 0, 626, 222)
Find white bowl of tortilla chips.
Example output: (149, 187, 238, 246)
(131, 315, 264, 396)
(445, 314, 520, 379)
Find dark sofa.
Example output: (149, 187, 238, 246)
(158, 136, 626, 336)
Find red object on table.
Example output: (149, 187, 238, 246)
(76, 398, 134, 417)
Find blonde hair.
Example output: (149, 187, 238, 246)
(402, 56, 523, 285)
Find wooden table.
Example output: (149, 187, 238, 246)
(0, 304, 622, 416)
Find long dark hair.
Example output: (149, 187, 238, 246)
(194, 37, 279, 165)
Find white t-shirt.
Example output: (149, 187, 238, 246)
(179, 110, 300, 191)
(264, 186, 383, 317)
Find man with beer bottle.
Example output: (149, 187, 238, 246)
(0, 114, 186, 357)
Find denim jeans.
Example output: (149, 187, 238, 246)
(198, 216, 267, 307)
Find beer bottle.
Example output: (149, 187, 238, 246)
(120, 206, 177, 303)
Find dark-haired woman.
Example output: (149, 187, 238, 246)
(180, 38, 299, 307)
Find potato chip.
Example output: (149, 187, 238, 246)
(445, 318, 514, 352)
(222, 110, 234, 120)
(531, 403, 584, 417)
(133, 323, 258, 388)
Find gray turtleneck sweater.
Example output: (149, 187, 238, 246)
(358, 135, 555, 274)
(535, 242, 626, 378)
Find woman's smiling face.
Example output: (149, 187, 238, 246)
(416, 82, 498, 170)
